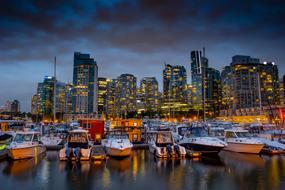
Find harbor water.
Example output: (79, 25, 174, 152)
(0, 150, 285, 190)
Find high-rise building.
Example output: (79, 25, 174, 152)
(221, 55, 280, 115)
(64, 83, 73, 114)
(190, 50, 209, 109)
(190, 49, 221, 118)
(106, 79, 117, 118)
(10, 100, 20, 113)
(116, 74, 137, 117)
(98, 77, 110, 116)
(163, 64, 187, 103)
(140, 77, 159, 112)
(32, 76, 69, 120)
(72, 52, 98, 114)
(204, 68, 221, 117)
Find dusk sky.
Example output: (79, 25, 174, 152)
(1, 0, 285, 112)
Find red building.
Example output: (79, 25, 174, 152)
(80, 119, 104, 143)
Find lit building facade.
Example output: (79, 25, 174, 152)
(10, 100, 20, 113)
(72, 52, 98, 114)
(106, 79, 117, 118)
(163, 64, 187, 103)
(116, 74, 137, 117)
(140, 77, 159, 112)
(221, 55, 280, 116)
(98, 77, 110, 116)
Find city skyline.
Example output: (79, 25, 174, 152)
(1, 0, 285, 112)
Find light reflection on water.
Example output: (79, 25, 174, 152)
(0, 150, 285, 190)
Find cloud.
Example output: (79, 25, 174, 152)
(0, 0, 285, 111)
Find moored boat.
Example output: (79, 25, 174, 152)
(223, 129, 264, 154)
(102, 131, 133, 157)
(59, 129, 92, 161)
(147, 131, 186, 158)
(178, 127, 227, 155)
(7, 131, 46, 160)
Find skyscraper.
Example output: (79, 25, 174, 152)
(98, 77, 110, 116)
(163, 64, 187, 103)
(72, 52, 98, 114)
(116, 74, 137, 117)
(106, 79, 117, 118)
(10, 100, 20, 113)
(140, 77, 159, 112)
(221, 55, 280, 115)
(190, 50, 208, 109)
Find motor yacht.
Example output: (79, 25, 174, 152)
(41, 133, 64, 150)
(147, 131, 186, 158)
(102, 131, 133, 157)
(7, 131, 46, 160)
(59, 129, 92, 161)
(223, 129, 264, 154)
(178, 127, 227, 155)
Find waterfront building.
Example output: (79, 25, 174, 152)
(140, 77, 159, 113)
(98, 77, 110, 116)
(10, 100, 20, 113)
(190, 49, 221, 118)
(279, 77, 284, 105)
(221, 55, 280, 116)
(190, 50, 208, 110)
(32, 76, 69, 120)
(106, 79, 117, 118)
(64, 83, 73, 114)
(163, 64, 187, 103)
(116, 74, 137, 117)
(72, 52, 98, 114)
(205, 68, 222, 117)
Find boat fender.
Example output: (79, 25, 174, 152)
(74, 147, 81, 160)
(65, 147, 72, 158)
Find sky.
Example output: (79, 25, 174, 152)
(0, 0, 285, 112)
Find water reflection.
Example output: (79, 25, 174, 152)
(0, 150, 285, 190)
(3, 153, 45, 177)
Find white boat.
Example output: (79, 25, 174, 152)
(41, 134, 64, 150)
(147, 131, 186, 158)
(178, 127, 227, 155)
(59, 129, 92, 161)
(8, 131, 46, 160)
(102, 131, 133, 157)
(223, 129, 264, 154)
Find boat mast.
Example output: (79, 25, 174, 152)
(53, 56, 57, 123)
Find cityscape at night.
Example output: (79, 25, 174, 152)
(1, 0, 285, 190)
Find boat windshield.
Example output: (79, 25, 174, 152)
(156, 133, 172, 144)
(109, 133, 128, 140)
(185, 128, 208, 137)
(69, 133, 88, 143)
(235, 132, 252, 138)
(14, 133, 33, 142)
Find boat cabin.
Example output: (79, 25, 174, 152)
(13, 132, 41, 143)
(67, 130, 90, 149)
(224, 129, 252, 138)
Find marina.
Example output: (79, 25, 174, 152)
(0, 150, 285, 190)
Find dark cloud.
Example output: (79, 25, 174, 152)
(0, 0, 285, 111)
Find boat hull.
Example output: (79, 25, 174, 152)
(180, 143, 224, 155)
(224, 142, 264, 154)
(59, 147, 91, 161)
(8, 145, 46, 160)
(105, 147, 132, 157)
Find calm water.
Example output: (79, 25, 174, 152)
(0, 150, 285, 190)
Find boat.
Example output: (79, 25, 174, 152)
(178, 127, 227, 155)
(7, 131, 46, 160)
(102, 131, 133, 157)
(59, 129, 92, 161)
(223, 129, 264, 154)
(0, 133, 13, 159)
(147, 131, 186, 158)
(41, 133, 64, 150)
